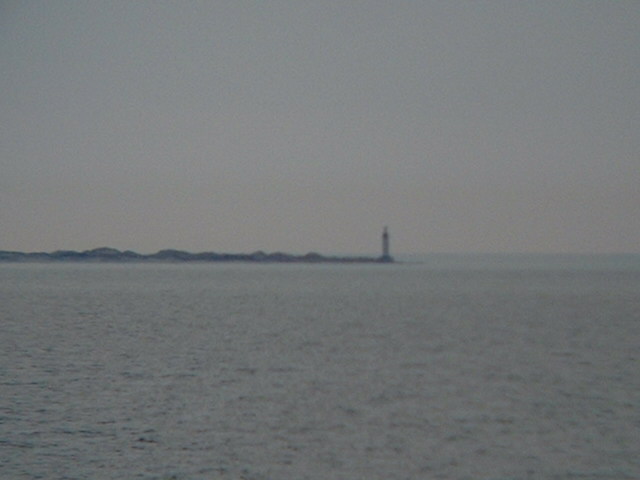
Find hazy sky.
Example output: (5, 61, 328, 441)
(2, 1, 638, 254)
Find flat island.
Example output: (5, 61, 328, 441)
(0, 247, 393, 263)
(0, 229, 395, 264)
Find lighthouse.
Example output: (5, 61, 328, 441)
(380, 226, 393, 263)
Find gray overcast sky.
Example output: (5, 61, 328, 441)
(1, 1, 638, 254)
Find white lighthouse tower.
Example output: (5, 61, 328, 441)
(380, 226, 393, 262)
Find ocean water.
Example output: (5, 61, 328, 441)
(1, 258, 639, 480)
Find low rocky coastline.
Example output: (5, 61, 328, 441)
(0, 247, 392, 263)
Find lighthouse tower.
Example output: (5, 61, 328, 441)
(380, 226, 393, 263)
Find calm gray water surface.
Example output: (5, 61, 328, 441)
(1, 260, 639, 479)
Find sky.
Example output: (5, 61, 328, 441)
(1, 1, 638, 255)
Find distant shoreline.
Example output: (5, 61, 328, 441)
(0, 247, 393, 264)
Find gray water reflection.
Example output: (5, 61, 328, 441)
(1, 263, 639, 479)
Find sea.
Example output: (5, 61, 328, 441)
(1, 255, 639, 480)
